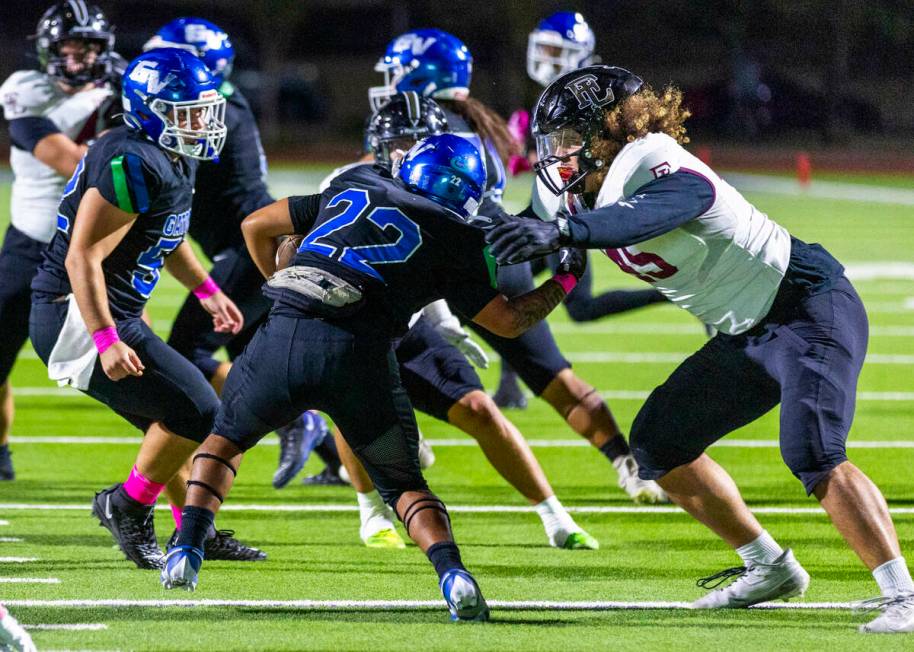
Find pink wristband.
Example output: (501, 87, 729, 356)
(92, 326, 120, 354)
(193, 276, 220, 300)
(552, 273, 578, 295)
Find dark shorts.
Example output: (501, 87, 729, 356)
(630, 276, 867, 494)
(468, 261, 570, 395)
(214, 313, 426, 505)
(396, 317, 483, 421)
(167, 246, 272, 379)
(29, 299, 219, 442)
(0, 225, 46, 384)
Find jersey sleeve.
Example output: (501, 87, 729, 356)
(1, 71, 55, 120)
(287, 194, 322, 234)
(92, 151, 162, 215)
(8, 116, 60, 152)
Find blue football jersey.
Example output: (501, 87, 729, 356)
(32, 126, 196, 319)
(270, 164, 498, 338)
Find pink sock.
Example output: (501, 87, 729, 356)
(123, 465, 165, 505)
(170, 504, 183, 529)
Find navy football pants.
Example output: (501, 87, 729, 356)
(0, 226, 45, 384)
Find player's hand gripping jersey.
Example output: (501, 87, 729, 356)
(533, 133, 794, 334)
(267, 164, 498, 339)
(0, 70, 114, 243)
(31, 126, 196, 319)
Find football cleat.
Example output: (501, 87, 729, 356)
(613, 454, 670, 504)
(363, 528, 406, 550)
(0, 604, 36, 652)
(0, 447, 13, 481)
(561, 530, 600, 551)
(92, 484, 164, 569)
(301, 466, 349, 486)
(440, 569, 489, 622)
(418, 433, 436, 470)
(273, 411, 329, 489)
(857, 592, 914, 633)
(692, 549, 810, 609)
(167, 529, 266, 561)
(161, 545, 203, 591)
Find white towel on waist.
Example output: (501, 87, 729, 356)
(47, 294, 98, 391)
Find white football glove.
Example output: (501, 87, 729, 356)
(0, 606, 36, 652)
(421, 300, 489, 369)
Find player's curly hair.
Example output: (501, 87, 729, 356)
(589, 85, 691, 186)
(439, 97, 521, 165)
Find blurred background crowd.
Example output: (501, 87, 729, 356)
(1, 0, 912, 167)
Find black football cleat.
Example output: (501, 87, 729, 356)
(167, 528, 267, 561)
(492, 380, 527, 410)
(91, 484, 164, 569)
(0, 446, 13, 481)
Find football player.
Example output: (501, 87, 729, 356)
(143, 17, 342, 495)
(0, 1, 119, 481)
(368, 29, 667, 503)
(162, 134, 588, 622)
(29, 48, 251, 570)
(310, 92, 597, 551)
(486, 65, 914, 633)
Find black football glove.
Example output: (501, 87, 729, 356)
(554, 247, 587, 281)
(484, 215, 570, 265)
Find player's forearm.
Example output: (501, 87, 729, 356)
(164, 241, 209, 290)
(475, 279, 567, 338)
(242, 199, 294, 278)
(65, 254, 117, 333)
(33, 134, 87, 177)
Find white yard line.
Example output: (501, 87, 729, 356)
(0, 520, 8, 526)
(25, 624, 108, 631)
(0, 557, 38, 563)
(0, 598, 864, 611)
(567, 352, 914, 365)
(0, 537, 24, 542)
(2, 502, 914, 516)
(0, 577, 59, 584)
(10, 436, 914, 450)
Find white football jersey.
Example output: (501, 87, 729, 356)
(1, 71, 113, 243)
(534, 133, 791, 334)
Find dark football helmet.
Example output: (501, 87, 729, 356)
(366, 91, 449, 169)
(32, 1, 115, 87)
(532, 65, 643, 195)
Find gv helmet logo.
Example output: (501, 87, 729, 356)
(129, 61, 174, 95)
(565, 74, 614, 110)
(392, 33, 437, 56)
(185, 24, 229, 51)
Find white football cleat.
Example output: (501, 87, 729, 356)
(857, 592, 914, 633)
(360, 501, 405, 549)
(0, 605, 36, 652)
(613, 454, 669, 504)
(418, 432, 436, 470)
(692, 549, 810, 608)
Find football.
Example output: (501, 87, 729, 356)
(275, 235, 303, 270)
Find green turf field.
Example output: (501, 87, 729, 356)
(1, 168, 913, 651)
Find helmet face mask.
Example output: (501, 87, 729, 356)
(148, 91, 227, 160)
(366, 92, 449, 170)
(534, 127, 590, 195)
(34, 1, 115, 87)
(526, 12, 595, 87)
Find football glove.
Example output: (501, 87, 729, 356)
(484, 215, 570, 265)
(555, 247, 587, 281)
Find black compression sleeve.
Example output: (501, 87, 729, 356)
(9, 116, 60, 152)
(566, 170, 715, 248)
(287, 194, 322, 235)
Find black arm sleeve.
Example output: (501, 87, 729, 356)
(287, 194, 322, 235)
(8, 116, 60, 152)
(566, 170, 715, 248)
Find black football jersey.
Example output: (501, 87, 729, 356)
(32, 126, 196, 320)
(189, 84, 273, 259)
(271, 164, 498, 338)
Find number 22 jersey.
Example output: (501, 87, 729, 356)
(32, 126, 197, 320)
(272, 164, 499, 339)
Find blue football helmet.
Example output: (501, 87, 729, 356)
(369, 29, 472, 111)
(144, 17, 234, 85)
(527, 12, 596, 87)
(397, 133, 485, 220)
(122, 48, 227, 160)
